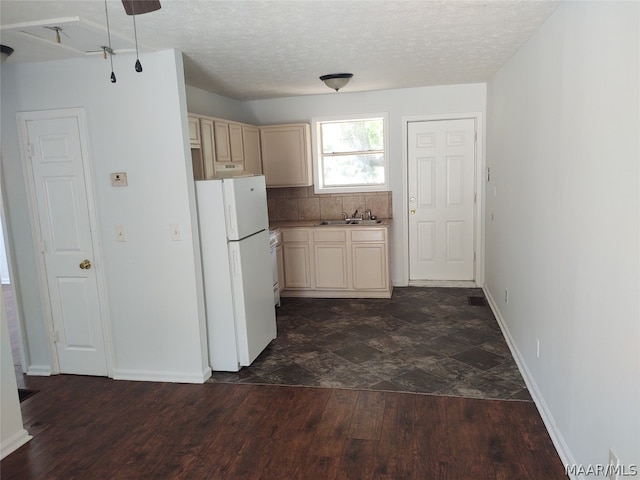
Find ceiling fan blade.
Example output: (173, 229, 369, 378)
(121, 0, 161, 16)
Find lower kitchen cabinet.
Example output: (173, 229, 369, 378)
(281, 229, 312, 289)
(279, 226, 391, 298)
(352, 243, 388, 290)
(314, 244, 349, 289)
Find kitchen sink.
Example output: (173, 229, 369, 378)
(316, 219, 383, 226)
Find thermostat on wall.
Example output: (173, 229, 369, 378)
(111, 172, 128, 186)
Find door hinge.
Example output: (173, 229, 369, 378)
(53, 330, 60, 343)
(26, 143, 34, 158)
(474, 193, 477, 204)
(474, 251, 476, 262)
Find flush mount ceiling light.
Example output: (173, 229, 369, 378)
(1, 45, 14, 63)
(320, 73, 353, 92)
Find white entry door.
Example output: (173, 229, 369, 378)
(408, 118, 476, 281)
(20, 110, 108, 375)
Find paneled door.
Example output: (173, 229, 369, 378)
(19, 109, 109, 376)
(408, 118, 476, 281)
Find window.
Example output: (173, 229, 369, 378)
(312, 113, 389, 193)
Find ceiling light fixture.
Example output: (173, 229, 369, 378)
(1, 45, 14, 63)
(320, 73, 353, 92)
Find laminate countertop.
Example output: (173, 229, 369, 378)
(269, 218, 392, 229)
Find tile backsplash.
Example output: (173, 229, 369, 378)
(267, 186, 392, 221)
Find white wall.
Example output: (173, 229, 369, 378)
(0, 289, 31, 458)
(0, 183, 30, 458)
(485, 1, 639, 473)
(186, 84, 257, 124)
(0, 221, 9, 284)
(0, 50, 210, 382)
(244, 84, 487, 284)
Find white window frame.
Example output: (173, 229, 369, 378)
(311, 112, 390, 194)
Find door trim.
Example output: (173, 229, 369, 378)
(16, 108, 114, 377)
(401, 113, 485, 287)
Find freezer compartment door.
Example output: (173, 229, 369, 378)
(223, 175, 269, 240)
(228, 230, 277, 366)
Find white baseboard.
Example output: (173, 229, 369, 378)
(113, 367, 211, 384)
(409, 280, 477, 287)
(482, 285, 580, 480)
(1, 429, 32, 460)
(26, 365, 51, 376)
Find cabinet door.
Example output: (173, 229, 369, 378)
(276, 244, 284, 292)
(188, 115, 201, 147)
(214, 121, 231, 163)
(229, 123, 245, 163)
(200, 118, 216, 179)
(260, 124, 312, 187)
(283, 243, 311, 289)
(243, 125, 262, 174)
(314, 244, 348, 289)
(352, 243, 388, 290)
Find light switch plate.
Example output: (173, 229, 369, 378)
(111, 172, 128, 186)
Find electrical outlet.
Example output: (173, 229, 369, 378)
(504, 289, 509, 304)
(608, 449, 619, 480)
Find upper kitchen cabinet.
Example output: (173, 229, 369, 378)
(189, 113, 263, 179)
(213, 121, 232, 163)
(229, 123, 245, 163)
(188, 114, 201, 147)
(189, 114, 215, 180)
(260, 123, 312, 187)
(242, 125, 262, 175)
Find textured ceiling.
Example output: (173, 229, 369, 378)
(0, 0, 560, 100)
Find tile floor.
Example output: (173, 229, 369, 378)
(208, 287, 532, 401)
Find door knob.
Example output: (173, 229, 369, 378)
(409, 197, 416, 203)
(410, 209, 416, 215)
(79, 259, 92, 269)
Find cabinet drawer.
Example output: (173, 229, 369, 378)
(313, 229, 347, 243)
(282, 229, 309, 242)
(351, 229, 385, 242)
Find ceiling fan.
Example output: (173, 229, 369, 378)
(120, 0, 161, 16)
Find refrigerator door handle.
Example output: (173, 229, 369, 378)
(227, 205, 236, 237)
(231, 249, 240, 278)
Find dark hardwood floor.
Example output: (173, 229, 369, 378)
(2, 373, 567, 479)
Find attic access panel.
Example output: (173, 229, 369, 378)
(0, 17, 142, 60)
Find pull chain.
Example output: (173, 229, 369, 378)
(132, 2, 143, 72)
(104, 0, 116, 83)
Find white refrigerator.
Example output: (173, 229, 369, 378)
(195, 175, 277, 372)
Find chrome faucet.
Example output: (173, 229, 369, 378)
(365, 209, 372, 220)
(341, 212, 348, 220)
(352, 209, 364, 220)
